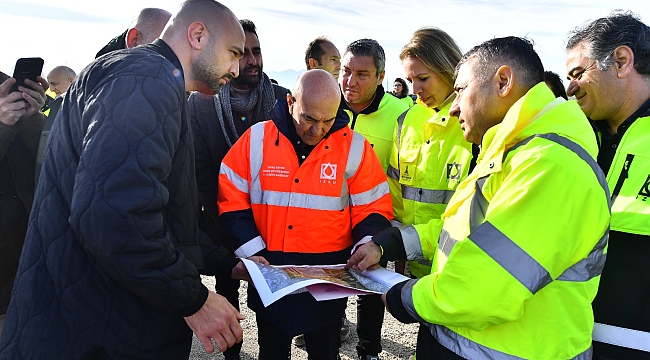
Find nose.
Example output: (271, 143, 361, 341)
(246, 53, 257, 66)
(566, 79, 579, 97)
(449, 97, 461, 118)
(230, 60, 239, 79)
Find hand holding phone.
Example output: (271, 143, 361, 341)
(9, 57, 44, 94)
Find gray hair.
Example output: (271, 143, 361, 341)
(344, 39, 385, 76)
(566, 10, 650, 75)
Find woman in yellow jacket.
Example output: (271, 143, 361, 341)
(388, 28, 474, 279)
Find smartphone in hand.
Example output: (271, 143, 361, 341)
(9, 57, 44, 94)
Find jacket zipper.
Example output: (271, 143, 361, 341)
(611, 153, 635, 201)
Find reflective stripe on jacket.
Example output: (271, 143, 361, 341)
(344, 93, 408, 172)
(388, 98, 473, 278)
(218, 120, 393, 256)
(606, 114, 650, 235)
(399, 83, 612, 358)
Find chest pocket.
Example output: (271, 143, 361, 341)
(611, 152, 650, 235)
(398, 146, 420, 186)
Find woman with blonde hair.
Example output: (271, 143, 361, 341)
(387, 27, 475, 279)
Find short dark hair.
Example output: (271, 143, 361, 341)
(344, 39, 385, 76)
(457, 36, 544, 90)
(240, 19, 257, 38)
(305, 37, 332, 70)
(544, 71, 568, 100)
(566, 10, 650, 76)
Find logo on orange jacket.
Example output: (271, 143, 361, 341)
(320, 163, 338, 183)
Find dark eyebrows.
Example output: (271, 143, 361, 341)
(567, 66, 583, 80)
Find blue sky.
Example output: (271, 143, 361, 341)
(1, 0, 648, 89)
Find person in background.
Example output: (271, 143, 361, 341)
(566, 11, 650, 359)
(0, 1, 268, 358)
(339, 38, 408, 360)
(36, 66, 77, 182)
(218, 69, 392, 360)
(0, 72, 47, 337)
(306, 36, 342, 79)
(95, 7, 172, 58)
(46, 66, 75, 99)
(543, 70, 568, 100)
(348, 36, 610, 360)
(391, 77, 414, 107)
(189, 18, 289, 360)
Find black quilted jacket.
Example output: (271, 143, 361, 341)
(0, 40, 238, 359)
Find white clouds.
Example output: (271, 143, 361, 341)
(1, 0, 648, 89)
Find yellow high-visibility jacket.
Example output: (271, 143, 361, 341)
(393, 83, 611, 359)
(344, 92, 409, 172)
(388, 97, 473, 278)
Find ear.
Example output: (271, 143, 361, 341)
(494, 65, 514, 98)
(378, 70, 385, 85)
(126, 28, 142, 49)
(187, 22, 208, 50)
(308, 58, 318, 70)
(287, 94, 295, 114)
(612, 45, 635, 78)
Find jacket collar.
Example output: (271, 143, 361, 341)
(145, 39, 184, 81)
(340, 84, 386, 115)
(268, 100, 351, 142)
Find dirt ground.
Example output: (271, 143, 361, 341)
(189, 269, 418, 360)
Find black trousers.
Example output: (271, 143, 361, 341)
(257, 314, 342, 360)
(356, 261, 387, 358)
(416, 325, 464, 360)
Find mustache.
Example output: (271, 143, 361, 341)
(222, 74, 233, 82)
(243, 64, 261, 72)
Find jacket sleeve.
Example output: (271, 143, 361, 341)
(349, 137, 393, 243)
(403, 146, 610, 331)
(69, 76, 207, 316)
(217, 128, 265, 258)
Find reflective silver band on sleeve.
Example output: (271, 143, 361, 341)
(469, 221, 552, 294)
(399, 225, 424, 261)
(439, 229, 459, 257)
(234, 235, 266, 258)
(350, 182, 389, 206)
(219, 163, 249, 193)
(428, 324, 593, 359)
(593, 322, 650, 352)
(400, 278, 426, 323)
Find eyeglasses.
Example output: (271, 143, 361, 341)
(393, 83, 403, 87)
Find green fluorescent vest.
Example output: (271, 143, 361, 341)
(345, 93, 409, 172)
(388, 100, 473, 278)
(606, 114, 650, 235)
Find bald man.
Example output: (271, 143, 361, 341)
(0, 1, 269, 358)
(218, 69, 393, 359)
(46, 66, 75, 98)
(96, 7, 172, 58)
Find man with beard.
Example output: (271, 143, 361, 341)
(0, 1, 268, 359)
(188, 18, 288, 360)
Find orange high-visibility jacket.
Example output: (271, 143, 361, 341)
(218, 118, 393, 259)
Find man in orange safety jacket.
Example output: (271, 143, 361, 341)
(218, 69, 393, 359)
